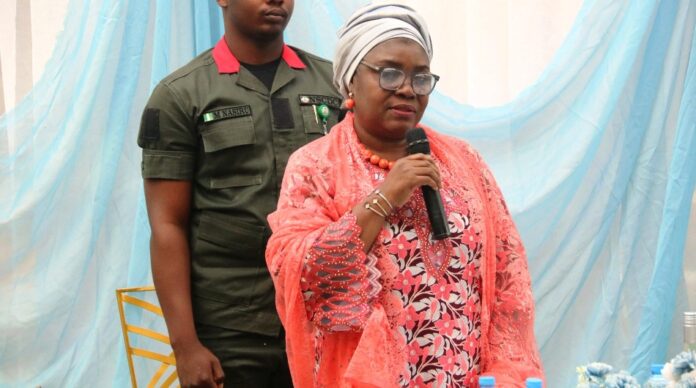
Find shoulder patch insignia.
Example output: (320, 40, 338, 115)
(141, 108, 160, 141)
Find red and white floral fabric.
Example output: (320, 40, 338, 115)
(388, 209, 484, 387)
(266, 113, 544, 387)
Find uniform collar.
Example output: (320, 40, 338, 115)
(212, 37, 306, 74)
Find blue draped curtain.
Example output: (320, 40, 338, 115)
(0, 0, 694, 386)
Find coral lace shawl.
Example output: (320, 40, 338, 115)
(266, 114, 544, 387)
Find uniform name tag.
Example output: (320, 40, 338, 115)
(202, 105, 252, 123)
(298, 95, 342, 109)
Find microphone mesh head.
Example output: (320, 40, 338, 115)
(406, 127, 430, 155)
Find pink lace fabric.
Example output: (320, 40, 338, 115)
(266, 113, 544, 387)
(478, 158, 545, 386)
(301, 213, 382, 332)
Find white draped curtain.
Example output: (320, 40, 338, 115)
(0, 0, 69, 114)
(1, 0, 586, 109)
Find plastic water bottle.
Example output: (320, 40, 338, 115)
(685, 311, 696, 351)
(525, 377, 543, 388)
(644, 364, 668, 388)
(479, 375, 495, 387)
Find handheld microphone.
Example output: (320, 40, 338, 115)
(405, 127, 451, 240)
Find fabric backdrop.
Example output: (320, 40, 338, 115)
(0, 0, 694, 386)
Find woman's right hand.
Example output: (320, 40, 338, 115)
(379, 153, 441, 208)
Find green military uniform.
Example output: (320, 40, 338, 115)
(137, 38, 341, 386)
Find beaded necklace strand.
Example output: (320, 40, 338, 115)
(357, 142, 396, 170)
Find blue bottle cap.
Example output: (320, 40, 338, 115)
(651, 363, 664, 375)
(479, 375, 495, 386)
(526, 377, 543, 388)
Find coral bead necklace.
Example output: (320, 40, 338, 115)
(357, 142, 395, 170)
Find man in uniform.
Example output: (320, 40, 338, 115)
(137, 0, 342, 386)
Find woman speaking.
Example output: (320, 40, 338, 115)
(266, 3, 544, 387)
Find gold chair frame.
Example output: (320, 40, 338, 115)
(116, 286, 179, 388)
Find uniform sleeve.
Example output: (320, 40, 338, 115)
(137, 82, 197, 180)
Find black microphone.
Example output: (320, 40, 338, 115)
(405, 127, 451, 240)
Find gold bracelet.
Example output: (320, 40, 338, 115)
(373, 189, 394, 211)
(371, 198, 389, 216)
(364, 201, 387, 218)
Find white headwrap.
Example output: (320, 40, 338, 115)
(333, 2, 433, 98)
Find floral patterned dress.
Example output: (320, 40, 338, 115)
(266, 116, 544, 388)
(301, 154, 486, 387)
(386, 195, 483, 388)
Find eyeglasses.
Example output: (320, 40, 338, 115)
(359, 61, 440, 96)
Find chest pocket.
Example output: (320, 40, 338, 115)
(298, 95, 342, 139)
(200, 106, 256, 152)
(199, 105, 260, 188)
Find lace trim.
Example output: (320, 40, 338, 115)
(301, 213, 382, 332)
(478, 155, 544, 374)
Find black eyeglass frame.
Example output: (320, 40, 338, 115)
(359, 61, 440, 96)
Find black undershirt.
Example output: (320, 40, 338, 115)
(241, 58, 281, 91)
